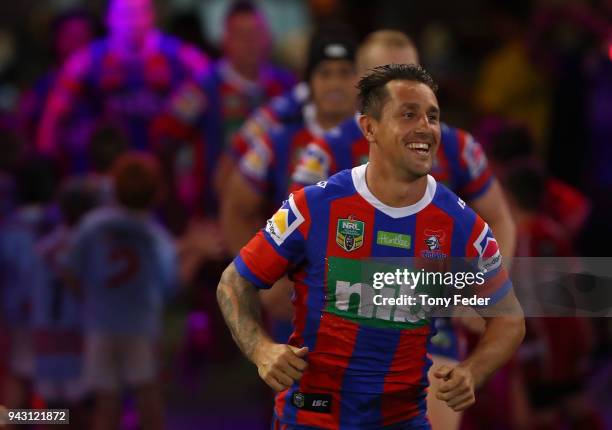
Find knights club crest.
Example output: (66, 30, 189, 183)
(336, 215, 365, 252)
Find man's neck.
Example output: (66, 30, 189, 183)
(365, 159, 429, 208)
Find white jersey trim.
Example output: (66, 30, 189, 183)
(351, 164, 437, 218)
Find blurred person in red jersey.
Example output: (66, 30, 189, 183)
(205, 0, 296, 199)
(505, 163, 603, 430)
(36, 0, 209, 175)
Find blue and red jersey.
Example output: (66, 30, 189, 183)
(292, 119, 493, 202)
(228, 82, 310, 162)
(235, 165, 511, 429)
(201, 60, 296, 151)
(38, 31, 209, 173)
(69, 206, 177, 336)
(236, 103, 331, 209)
(198, 61, 295, 204)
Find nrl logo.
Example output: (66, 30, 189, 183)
(336, 215, 365, 252)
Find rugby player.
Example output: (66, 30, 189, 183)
(217, 64, 525, 429)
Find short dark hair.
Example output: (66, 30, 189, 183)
(357, 64, 437, 119)
(225, 0, 259, 23)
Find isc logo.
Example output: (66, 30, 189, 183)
(312, 400, 328, 407)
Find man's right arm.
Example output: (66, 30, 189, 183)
(220, 169, 266, 255)
(217, 263, 308, 392)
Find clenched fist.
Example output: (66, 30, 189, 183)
(254, 343, 309, 392)
(433, 365, 476, 412)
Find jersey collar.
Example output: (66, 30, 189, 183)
(218, 59, 263, 94)
(351, 163, 437, 218)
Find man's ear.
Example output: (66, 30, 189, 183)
(358, 114, 377, 144)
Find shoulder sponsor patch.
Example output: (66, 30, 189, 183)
(462, 134, 487, 179)
(265, 194, 305, 246)
(473, 223, 502, 272)
(291, 142, 331, 185)
(239, 141, 271, 181)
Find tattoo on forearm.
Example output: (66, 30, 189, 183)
(217, 265, 268, 360)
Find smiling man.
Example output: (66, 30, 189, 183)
(217, 64, 524, 430)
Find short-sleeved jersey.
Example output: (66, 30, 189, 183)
(70, 207, 177, 336)
(157, 60, 294, 214)
(237, 103, 329, 208)
(0, 207, 56, 327)
(38, 31, 209, 173)
(31, 225, 83, 381)
(292, 119, 494, 202)
(235, 165, 511, 429)
(228, 82, 309, 162)
(201, 60, 295, 150)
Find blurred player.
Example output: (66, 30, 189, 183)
(217, 64, 525, 429)
(203, 0, 296, 197)
(37, 0, 209, 173)
(501, 163, 603, 430)
(0, 157, 58, 412)
(17, 8, 95, 151)
(288, 30, 516, 430)
(69, 153, 177, 430)
(30, 179, 99, 429)
(221, 30, 358, 254)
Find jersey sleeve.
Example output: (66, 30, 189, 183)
(464, 216, 512, 305)
(454, 129, 494, 201)
(235, 131, 275, 194)
(37, 48, 92, 154)
(289, 138, 334, 190)
(234, 189, 311, 289)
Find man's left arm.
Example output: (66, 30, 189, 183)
(434, 290, 525, 411)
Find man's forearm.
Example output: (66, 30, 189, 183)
(459, 293, 525, 388)
(216, 263, 272, 361)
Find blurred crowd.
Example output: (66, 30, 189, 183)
(0, 0, 611, 429)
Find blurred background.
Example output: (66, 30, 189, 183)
(0, 0, 611, 429)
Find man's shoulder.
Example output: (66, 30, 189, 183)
(300, 168, 356, 203)
(432, 181, 478, 228)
